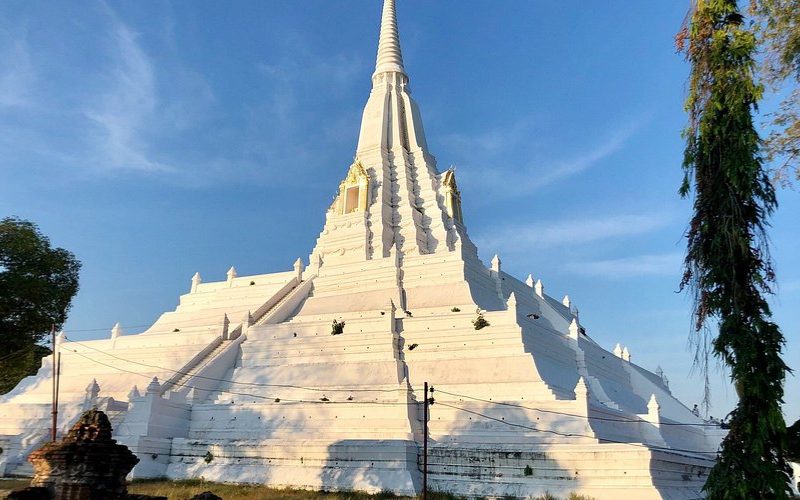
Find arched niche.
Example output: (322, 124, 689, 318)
(334, 161, 371, 215)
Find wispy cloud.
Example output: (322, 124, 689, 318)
(83, 13, 173, 173)
(448, 114, 650, 198)
(564, 252, 683, 278)
(0, 30, 35, 108)
(476, 212, 673, 253)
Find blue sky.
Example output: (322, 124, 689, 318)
(1, 1, 797, 423)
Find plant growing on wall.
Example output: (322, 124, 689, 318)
(678, 0, 792, 496)
(331, 319, 345, 335)
(472, 309, 489, 330)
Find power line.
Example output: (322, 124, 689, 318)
(61, 346, 416, 407)
(62, 337, 727, 428)
(435, 388, 723, 427)
(434, 401, 719, 457)
(52, 345, 723, 458)
(62, 324, 152, 333)
(62, 337, 400, 394)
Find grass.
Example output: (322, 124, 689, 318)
(0, 478, 30, 497)
(1, 478, 595, 500)
(127, 479, 442, 500)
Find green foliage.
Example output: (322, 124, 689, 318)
(450, 307, 460, 312)
(680, 1, 792, 497)
(472, 309, 489, 330)
(523, 464, 533, 476)
(203, 451, 214, 463)
(751, 0, 800, 184)
(0, 217, 80, 394)
(787, 418, 800, 462)
(330, 319, 345, 335)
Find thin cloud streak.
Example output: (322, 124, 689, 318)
(451, 114, 652, 198)
(83, 7, 174, 173)
(0, 34, 34, 108)
(476, 212, 673, 253)
(564, 252, 683, 278)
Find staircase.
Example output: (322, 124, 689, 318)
(160, 339, 231, 395)
(253, 277, 312, 326)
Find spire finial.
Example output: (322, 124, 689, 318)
(374, 0, 406, 77)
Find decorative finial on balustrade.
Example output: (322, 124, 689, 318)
(569, 318, 580, 340)
(111, 322, 122, 340)
(491, 254, 501, 273)
(146, 377, 161, 395)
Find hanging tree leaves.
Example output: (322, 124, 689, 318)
(678, 0, 792, 497)
(751, 0, 800, 185)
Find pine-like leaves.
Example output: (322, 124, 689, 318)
(680, 0, 792, 497)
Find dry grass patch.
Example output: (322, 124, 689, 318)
(127, 479, 416, 500)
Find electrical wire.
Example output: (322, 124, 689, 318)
(434, 401, 719, 456)
(61, 346, 417, 407)
(61, 337, 400, 394)
(434, 388, 723, 427)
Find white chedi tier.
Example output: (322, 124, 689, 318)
(0, 1, 726, 498)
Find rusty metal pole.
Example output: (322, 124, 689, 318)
(54, 352, 61, 439)
(50, 325, 57, 442)
(423, 381, 428, 500)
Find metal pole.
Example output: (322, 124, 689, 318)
(50, 325, 57, 442)
(423, 381, 428, 500)
(54, 352, 61, 440)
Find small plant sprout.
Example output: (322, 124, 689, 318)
(274, 398, 281, 403)
(204, 451, 214, 463)
(472, 309, 490, 330)
(451, 307, 461, 312)
(408, 343, 419, 350)
(524, 464, 533, 476)
(320, 395, 330, 402)
(331, 319, 345, 335)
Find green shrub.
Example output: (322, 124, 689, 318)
(472, 309, 490, 330)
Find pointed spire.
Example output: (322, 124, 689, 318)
(227, 266, 237, 281)
(562, 295, 571, 308)
(111, 322, 122, 340)
(128, 385, 141, 401)
(534, 279, 544, 298)
(191, 272, 202, 293)
(568, 318, 580, 340)
(525, 274, 534, 287)
(613, 343, 623, 358)
(491, 254, 501, 273)
(374, 0, 406, 78)
(220, 313, 230, 339)
(507, 291, 517, 309)
(146, 377, 161, 395)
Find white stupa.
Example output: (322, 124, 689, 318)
(0, 2, 724, 498)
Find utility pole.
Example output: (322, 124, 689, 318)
(50, 325, 58, 442)
(423, 381, 428, 500)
